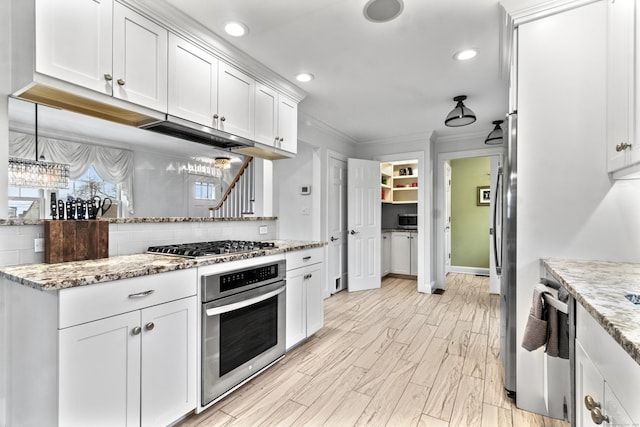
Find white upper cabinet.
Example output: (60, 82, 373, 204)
(217, 62, 255, 139)
(255, 83, 279, 146)
(255, 84, 298, 154)
(35, 0, 113, 95)
(277, 95, 298, 154)
(607, 0, 639, 176)
(113, 3, 168, 112)
(168, 34, 219, 126)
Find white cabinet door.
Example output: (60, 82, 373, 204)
(410, 232, 418, 275)
(575, 341, 603, 427)
(35, 0, 113, 95)
(217, 62, 255, 138)
(277, 95, 298, 154)
(286, 269, 306, 350)
(168, 34, 218, 127)
(391, 232, 411, 275)
(381, 231, 391, 276)
(59, 310, 141, 427)
(255, 83, 278, 146)
(607, 0, 638, 173)
(305, 264, 324, 337)
(141, 297, 197, 427)
(113, 3, 168, 112)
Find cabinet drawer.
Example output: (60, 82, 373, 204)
(286, 247, 323, 271)
(58, 269, 197, 328)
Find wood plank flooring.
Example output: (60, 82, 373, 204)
(178, 273, 570, 427)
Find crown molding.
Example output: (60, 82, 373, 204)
(358, 131, 433, 146)
(433, 130, 488, 144)
(500, 0, 599, 26)
(122, 0, 307, 103)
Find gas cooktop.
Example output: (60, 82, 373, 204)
(147, 240, 277, 258)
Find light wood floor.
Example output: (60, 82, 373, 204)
(179, 273, 570, 427)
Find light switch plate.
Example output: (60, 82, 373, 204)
(259, 226, 268, 235)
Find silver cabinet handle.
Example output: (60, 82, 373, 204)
(213, 114, 219, 120)
(145, 322, 155, 331)
(128, 290, 155, 298)
(350, 230, 359, 235)
(220, 116, 226, 122)
(131, 326, 141, 336)
(104, 73, 112, 81)
(616, 142, 632, 152)
(303, 256, 312, 261)
(117, 78, 125, 86)
(206, 285, 285, 316)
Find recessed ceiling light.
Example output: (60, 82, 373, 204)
(296, 73, 314, 83)
(453, 49, 478, 61)
(224, 21, 248, 37)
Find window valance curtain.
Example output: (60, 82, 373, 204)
(9, 132, 135, 213)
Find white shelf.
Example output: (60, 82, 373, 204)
(381, 161, 418, 204)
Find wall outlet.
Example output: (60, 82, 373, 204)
(34, 238, 45, 253)
(259, 226, 268, 235)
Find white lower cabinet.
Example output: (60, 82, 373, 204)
(381, 231, 391, 276)
(575, 304, 639, 426)
(285, 248, 324, 350)
(6, 269, 197, 427)
(390, 231, 417, 276)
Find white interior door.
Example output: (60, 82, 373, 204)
(444, 161, 452, 275)
(347, 158, 381, 292)
(328, 156, 347, 294)
(489, 155, 502, 294)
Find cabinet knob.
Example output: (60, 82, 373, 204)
(590, 407, 609, 425)
(131, 326, 142, 336)
(584, 395, 600, 411)
(279, 137, 284, 142)
(104, 73, 113, 81)
(213, 114, 219, 120)
(145, 322, 155, 331)
(304, 273, 313, 280)
(220, 116, 226, 122)
(117, 78, 125, 86)
(615, 142, 632, 152)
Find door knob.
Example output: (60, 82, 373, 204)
(350, 230, 359, 235)
(330, 236, 339, 241)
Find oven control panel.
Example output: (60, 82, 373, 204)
(220, 264, 279, 292)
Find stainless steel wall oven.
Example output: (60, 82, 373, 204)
(201, 259, 286, 407)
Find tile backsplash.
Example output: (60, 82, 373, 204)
(0, 220, 277, 267)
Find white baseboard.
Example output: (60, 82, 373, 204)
(449, 266, 490, 276)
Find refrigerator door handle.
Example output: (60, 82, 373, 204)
(492, 166, 503, 275)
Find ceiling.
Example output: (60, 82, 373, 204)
(162, 0, 510, 144)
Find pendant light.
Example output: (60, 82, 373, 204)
(444, 95, 477, 127)
(484, 120, 504, 145)
(8, 103, 70, 189)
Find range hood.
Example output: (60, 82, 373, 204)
(140, 115, 255, 150)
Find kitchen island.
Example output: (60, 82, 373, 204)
(542, 258, 640, 425)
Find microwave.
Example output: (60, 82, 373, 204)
(397, 214, 417, 229)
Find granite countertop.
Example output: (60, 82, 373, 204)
(542, 258, 640, 367)
(0, 216, 278, 226)
(0, 240, 325, 291)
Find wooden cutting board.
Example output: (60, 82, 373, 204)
(44, 220, 109, 263)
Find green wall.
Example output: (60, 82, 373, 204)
(450, 157, 490, 268)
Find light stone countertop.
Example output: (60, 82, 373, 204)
(0, 216, 278, 226)
(542, 258, 640, 367)
(0, 240, 324, 291)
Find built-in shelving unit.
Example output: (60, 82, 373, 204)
(381, 161, 418, 204)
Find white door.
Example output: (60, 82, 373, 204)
(444, 161, 452, 275)
(141, 297, 197, 427)
(36, 0, 113, 95)
(113, 3, 168, 111)
(347, 158, 381, 292)
(59, 311, 141, 427)
(217, 62, 255, 138)
(489, 156, 502, 294)
(328, 156, 347, 294)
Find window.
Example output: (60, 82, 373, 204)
(194, 181, 216, 200)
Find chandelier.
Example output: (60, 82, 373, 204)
(8, 102, 70, 189)
(214, 157, 231, 169)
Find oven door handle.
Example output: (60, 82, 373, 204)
(205, 285, 285, 317)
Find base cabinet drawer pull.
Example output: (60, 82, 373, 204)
(131, 326, 141, 336)
(303, 256, 312, 261)
(145, 322, 155, 331)
(128, 290, 155, 298)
